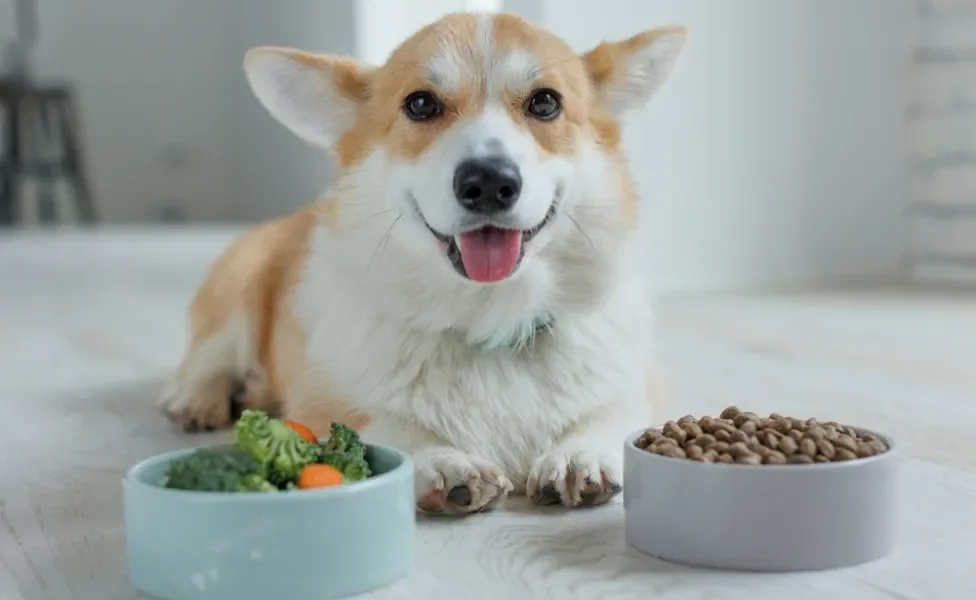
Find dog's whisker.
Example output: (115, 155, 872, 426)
(343, 208, 397, 229)
(566, 214, 598, 253)
(536, 55, 578, 74)
(368, 213, 403, 269)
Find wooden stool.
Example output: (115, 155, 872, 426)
(0, 79, 97, 226)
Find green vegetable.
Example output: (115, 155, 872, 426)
(323, 422, 367, 460)
(233, 409, 323, 486)
(157, 410, 374, 493)
(319, 422, 370, 479)
(160, 446, 277, 493)
(319, 450, 371, 481)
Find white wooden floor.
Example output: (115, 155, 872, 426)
(1, 229, 974, 600)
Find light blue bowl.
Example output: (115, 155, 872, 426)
(123, 443, 415, 600)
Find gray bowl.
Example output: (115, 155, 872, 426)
(123, 443, 415, 600)
(623, 427, 898, 571)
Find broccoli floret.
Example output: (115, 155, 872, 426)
(319, 450, 371, 481)
(233, 409, 323, 486)
(160, 446, 277, 493)
(235, 473, 279, 492)
(320, 422, 371, 480)
(323, 422, 366, 460)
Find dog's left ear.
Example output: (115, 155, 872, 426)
(244, 46, 372, 149)
(582, 26, 688, 118)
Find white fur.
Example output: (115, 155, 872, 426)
(426, 14, 496, 93)
(412, 17, 562, 243)
(497, 50, 542, 90)
(407, 103, 566, 236)
(289, 131, 651, 508)
(313, 19, 669, 506)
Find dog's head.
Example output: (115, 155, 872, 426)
(244, 13, 685, 344)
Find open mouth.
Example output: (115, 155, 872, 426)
(414, 202, 557, 283)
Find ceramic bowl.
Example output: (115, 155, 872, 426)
(123, 443, 415, 600)
(623, 426, 899, 571)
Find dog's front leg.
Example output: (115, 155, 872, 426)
(362, 414, 513, 516)
(527, 405, 639, 508)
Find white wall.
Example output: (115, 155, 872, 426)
(539, 0, 916, 292)
(906, 0, 976, 285)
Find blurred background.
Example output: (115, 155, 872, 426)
(2, 4, 974, 596)
(5, 0, 968, 293)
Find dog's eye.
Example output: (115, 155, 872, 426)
(526, 89, 561, 121)
(403, 91, 442, 121)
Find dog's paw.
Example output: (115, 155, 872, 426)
(158, 369, 269, 432)
(527, 448, 622, 508)
(414, 448, 513, 515)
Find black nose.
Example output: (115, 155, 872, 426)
(453, 157, 522, 214)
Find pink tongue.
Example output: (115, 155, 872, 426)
(457, 228, 523, 283)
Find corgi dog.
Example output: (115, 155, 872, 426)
(158, 12, 687, 515)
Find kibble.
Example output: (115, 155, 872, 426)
(816, 440, 836, 459)
(856, 441, 874, 458)
(778, 435, 798, 456)
(835, 448, 857, 461)
(736, 453, 762, 465)
(707, 441, 730, 454)
(799, 437, 817, 458)
(635, 406, 890, 466)
(729, 441, 750, 457)
(835, 436, 857, 453)
(683, 422, 704, 438)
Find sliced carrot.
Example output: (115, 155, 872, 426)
(298, 464, 344, 489)
(284, 419, 317, 443)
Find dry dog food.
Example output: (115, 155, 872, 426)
(636, 406, 889, 465)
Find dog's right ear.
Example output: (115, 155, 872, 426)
(582, 26, 687, 119)
(244, 47, 372, 149)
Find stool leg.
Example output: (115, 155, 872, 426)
(35, 101, 58, 224)
(58, 97, 96, 224)
(0, 98, 23, 226)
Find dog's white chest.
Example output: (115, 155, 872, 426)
(289, 233, 651, 480)
(296, 297, 647, 478)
